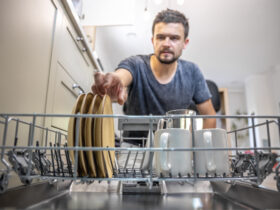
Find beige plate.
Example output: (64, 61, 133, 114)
(94, 95, 115, 178)
(67, 93, 85, 176)
(85, 94, 102, 177)
(79, 93, 94, 176)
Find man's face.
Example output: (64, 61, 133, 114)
(152, 22, 189, 64)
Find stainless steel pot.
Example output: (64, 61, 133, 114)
(158, 109, 196, 130)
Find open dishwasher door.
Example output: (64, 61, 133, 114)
(0, 113, 280, 209)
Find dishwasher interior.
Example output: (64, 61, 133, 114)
(0, 113, 280, 209)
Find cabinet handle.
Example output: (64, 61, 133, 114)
(76, 36, 83, 41)
(72, 84, 85, 95)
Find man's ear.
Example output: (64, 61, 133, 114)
(183, 38, 189, 49)
(151, 36, 154, 45)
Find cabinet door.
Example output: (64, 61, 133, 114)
(51, 63, 80, 131)
(45, 6, 93, 132)
(56, 15, 92, 92)
(0, 0, 57, 114)
(0, 0, 58, 190)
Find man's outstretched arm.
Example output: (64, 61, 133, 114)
(91, 69, 132, 105)
(196, 99, 216, 128)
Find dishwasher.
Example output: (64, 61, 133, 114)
(0, 113, 280, 209)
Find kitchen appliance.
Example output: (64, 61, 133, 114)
(0, 113, 280, 209)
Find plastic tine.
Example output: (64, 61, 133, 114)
(107, 146, 114, 175)
(13, 119, 19, 151)
(50, 142, 56, 176)
(114, 156, 119, 177)
(54, 143, 61, 176)
(124, 149, 131, 171)
(251, 117, 260, 184)
(101, 150, 109, 178)
(132, 151, 138, 170)
(36, 141, 44, 175)
(45, 128, 49, 148)
(26, 116, 36, 177)
(57, 143, 65, 177)
(55, 132, 58, 144)
(234, 131, 238, 154)
(140, 151, 146, 169)
(58, 132, 62, 145)
(64, 143, 73, 177)
(266, 120, 272, 152)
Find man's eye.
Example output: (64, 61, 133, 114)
(157, 36, 165, 40)
(170, 36, 179, 40)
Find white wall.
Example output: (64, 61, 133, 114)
(92, 0, 280, 89)
(82, 0, 135, 26)
(227, 89, 249, 149)
(92, 0, 280, 142)
(245, 69, 280, 152)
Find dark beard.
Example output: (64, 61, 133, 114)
(158, 56, 178, 64)
(156, 51, 179, 64)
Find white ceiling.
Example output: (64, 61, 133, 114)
(92, 0, 280, 89)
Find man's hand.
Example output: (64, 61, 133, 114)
(91, 72, 128, 105)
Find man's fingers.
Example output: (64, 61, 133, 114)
(103, 73, 121, 89)
(91, 85, 101, 96)
(93, 72, 106, 95)
(117, 87, 127, 105)
(103, 73, 113, 89)
(94, 72, 105, 84)
(93, 72, 125, 103)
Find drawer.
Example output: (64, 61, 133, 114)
(56, 16, 92, 92)
(51, 62, 82, 131)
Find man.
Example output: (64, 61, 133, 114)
(92, 9, 216, 128)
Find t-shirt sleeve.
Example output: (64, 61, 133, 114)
(115, 56, 137, 85)
(192, 64, 212, 104)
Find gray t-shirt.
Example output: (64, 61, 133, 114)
(117, 54, 211, 116)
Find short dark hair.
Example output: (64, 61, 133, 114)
(152, 9, 189, 38)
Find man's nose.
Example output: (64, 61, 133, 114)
(162, 37, 171, 46)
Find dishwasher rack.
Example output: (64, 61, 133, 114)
(0, 113, 280, 193)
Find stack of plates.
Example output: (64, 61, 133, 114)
(67, 93, 115, 178)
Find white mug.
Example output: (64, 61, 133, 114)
(194, 128, 230, 176)
(154, 128, 192, 177)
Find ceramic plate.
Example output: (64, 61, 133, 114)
(67, 93, 85, 175)
(85, 94, 102, 177)
(94, 95, 115, 178)
(78, 93, 94, 176)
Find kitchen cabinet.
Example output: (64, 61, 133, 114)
(0, 0, 59, 190)
(83, 26, 96, 51)
(0, 0, 56, 115)
(218, 88, 232, 151)
(45, 1, 96, 131)
(0, 0, 97, 189)
(0, 0, 97, 127)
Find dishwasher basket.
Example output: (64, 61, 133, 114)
(0, 113, 280, 193)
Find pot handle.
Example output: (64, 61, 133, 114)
(160, 132, 171, 172)
(203, 131, 216, 173)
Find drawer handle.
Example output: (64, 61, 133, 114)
(72, 84, 85, 95)
(76, 36, 83, 41)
